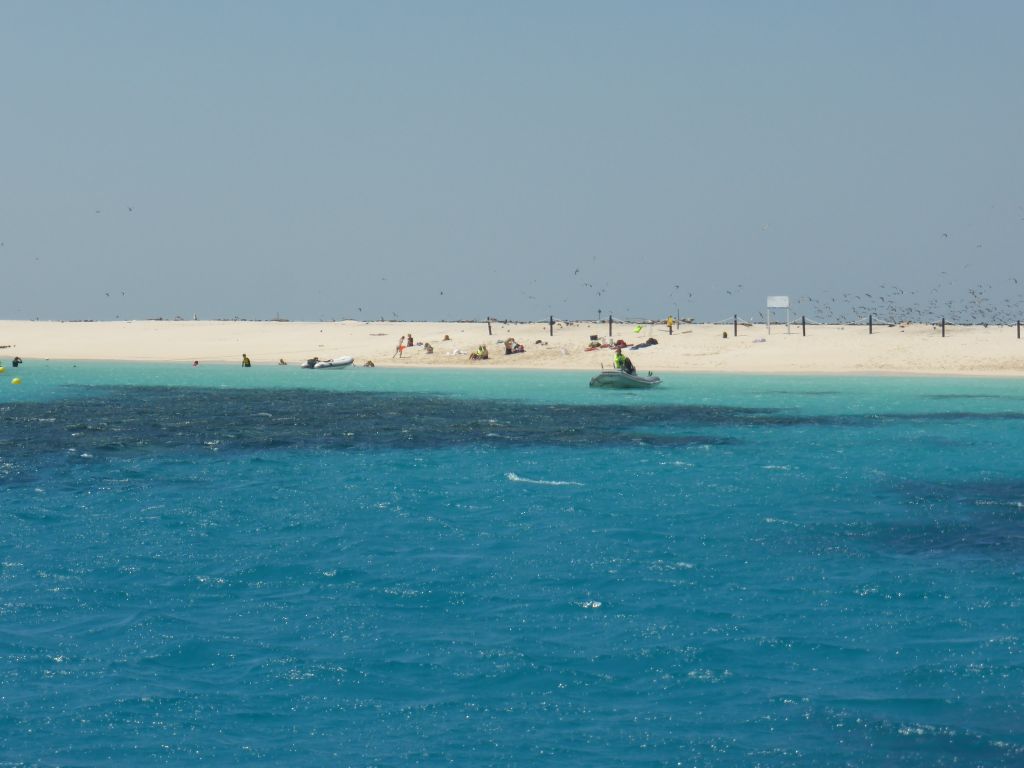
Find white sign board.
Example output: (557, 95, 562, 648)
(766, 296, 791, 334)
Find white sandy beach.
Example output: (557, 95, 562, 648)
(0, 319, 1019, 378)
(1, 319, 1023, 377)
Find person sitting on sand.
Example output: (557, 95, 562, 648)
(504, 338, 525, 354)
(406, 334, 414, 346)
(363, 360, 375, 367)
(278, 358, 287, 365)
(423, 342, 433, 354)
(241, 353, 251, 367)
(469, 344, 489, 361)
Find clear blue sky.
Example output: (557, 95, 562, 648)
(2, 1, 1022, 322)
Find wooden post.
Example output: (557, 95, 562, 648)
(549, 315, 554, 337)
(733, 314, 738, 337)
(609, 315, 613, 337)
(869, 314, 872, 334)
(802, 315, 806, 336)
(941, 317, 945, 337)
(486, 317, 492, 335)
(1018, 320, 1021, 339)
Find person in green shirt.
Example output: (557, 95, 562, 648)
(613, 348, 636, 375)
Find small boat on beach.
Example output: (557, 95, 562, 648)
(589, 369, 662, 389)
(301, 355, 354, 369)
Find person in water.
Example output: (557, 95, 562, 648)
(241, 354, 251, 367)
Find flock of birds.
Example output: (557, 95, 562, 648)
(549, 262, 1024, 326)
(787, 281, 1024, 326)
(6, 204, 1023, 325)
(539, 231, 1024, 325)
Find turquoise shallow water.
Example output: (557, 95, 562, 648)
(2, 362, 1024, 766)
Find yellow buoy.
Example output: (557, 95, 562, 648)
(11, 377, 21, 385)
(0, 366, 5, 373)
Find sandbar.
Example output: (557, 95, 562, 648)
(1, 319, 1022, 377)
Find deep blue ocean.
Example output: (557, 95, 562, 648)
(2, 362, 1023, 766)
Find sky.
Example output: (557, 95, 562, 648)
(2, 1, 1022, 323)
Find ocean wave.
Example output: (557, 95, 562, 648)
(974, 499, 1024, 508)
(505, 472, 583, 487)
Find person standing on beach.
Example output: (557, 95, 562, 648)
(241, 353, 251, 367)
(393, 335, 406, 358)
